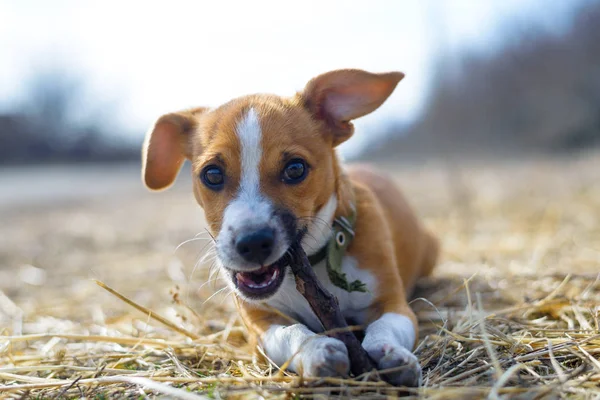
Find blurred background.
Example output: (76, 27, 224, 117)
(1, 0, 599, 166)
(1, 0, 599, 334)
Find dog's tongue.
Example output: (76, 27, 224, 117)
(236, 265, 276, 286)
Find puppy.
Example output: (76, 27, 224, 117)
(142, 69, 438, 386)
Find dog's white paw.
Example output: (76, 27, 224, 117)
(363, 342, 421, 387)
(362, 313, 421, 387)
(298, 336, 350, 378)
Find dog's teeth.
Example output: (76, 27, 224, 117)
(248, 279, 271, 289)
(237, 267, 280, 291)
(253, 283, 269, 289)
(268, 268, 279, 283)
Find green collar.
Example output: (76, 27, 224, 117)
(306, 200, 367, 293)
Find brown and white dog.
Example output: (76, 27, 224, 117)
(142, 69, 438, 386)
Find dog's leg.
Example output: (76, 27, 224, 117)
(419, 231, 440, 278)
(263, 324, 350, 377)
(238, 300, 350, 377)
(362, 293, 422, 386)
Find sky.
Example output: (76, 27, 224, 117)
(0, 0, 583, 156)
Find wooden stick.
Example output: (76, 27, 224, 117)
(287, 242, 376, 377)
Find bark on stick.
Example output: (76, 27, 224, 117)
(288, 242, 376, 376)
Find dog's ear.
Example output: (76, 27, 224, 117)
(300, 69, 404, 146)
(142, 107, 207, 190)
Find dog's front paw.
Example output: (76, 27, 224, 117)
(298, 336, 350, 378)
(363, 342, 421, 387)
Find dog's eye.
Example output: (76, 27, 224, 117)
(201, 165, 225, 190)
(282, 159, 308, 184)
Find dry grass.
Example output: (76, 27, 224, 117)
(1, 152, 599, 399)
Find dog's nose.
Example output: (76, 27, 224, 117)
(235, 228, 275, 264)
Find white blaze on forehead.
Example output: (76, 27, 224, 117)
(237, 107, 262, 198)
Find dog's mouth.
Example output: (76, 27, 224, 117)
(231, 256, 288, 300)
(226, 228, 306, 301)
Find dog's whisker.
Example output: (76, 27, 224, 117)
(202, 261, 219, 286)
(298, 217, 333, 236)
(194, 245, 217, 266)
(175, 237, 215, 252)
(197, 250, 218, 266)
(184, 248, 217, 299)
(203, 285, 232, 305)
(216, 288, 236, 306)
(203, 228, 217, 242)
(197, 275, 226, 291)
(188, 258, 217, 289)
(209, 267, 222, 290)
(202, 258, 222, 288)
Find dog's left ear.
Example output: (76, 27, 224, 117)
(300, 69, 404, 146)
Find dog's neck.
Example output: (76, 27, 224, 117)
(333, 153, 355, 220)
(300, 152, 354, 257)
(305, 153, 366, 293)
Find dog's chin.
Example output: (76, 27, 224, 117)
(227, 255, 288, 301)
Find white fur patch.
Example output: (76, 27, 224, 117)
(216, 108, 287, 270)
(301, 195, 337, 256)
(264, 256, 377, 331)
(361, 313, 421, 386)
(362, 312, 416, 352)
(262, 324, 349, 376)
(237, 107, 262, 198)
(262, 324, 314, 368)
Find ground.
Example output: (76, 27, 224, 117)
(1, 152, 599, 399)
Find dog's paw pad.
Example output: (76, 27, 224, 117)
(300, 337, 350, 378)
(377, 345, 421, 387)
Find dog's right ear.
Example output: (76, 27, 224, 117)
(142, 107, 207, 191)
